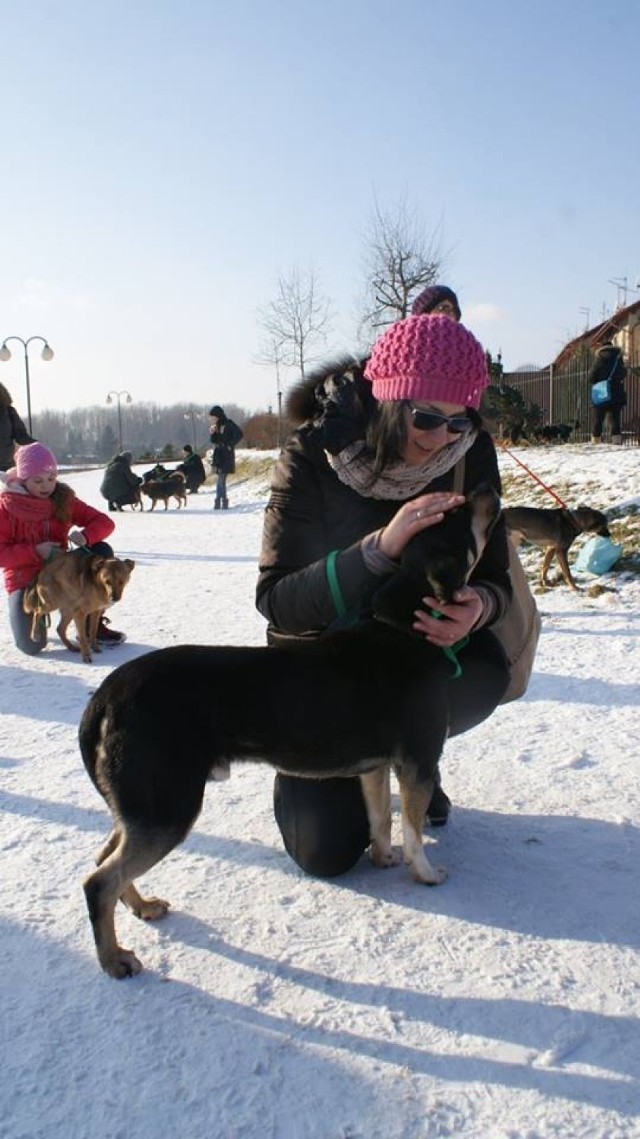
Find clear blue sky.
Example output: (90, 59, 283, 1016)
(1, 0, 638, 416)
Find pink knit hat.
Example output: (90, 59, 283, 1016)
(14, 442, 58, 480)
(364, 314, 489, 409)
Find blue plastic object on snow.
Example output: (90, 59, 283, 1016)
(573, 535, 622, 575)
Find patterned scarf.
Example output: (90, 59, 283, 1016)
(326, 429, 477, 500)
(0, 486, 54, 542)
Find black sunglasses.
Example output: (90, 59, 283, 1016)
(408, 405, 472, 434)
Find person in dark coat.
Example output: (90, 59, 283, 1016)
(100, 452, 142, 511)
(208, 406, 243, 509)
(177, 444, 207, 494)
(256, 315, 512, 878)
(0, 383, 35, 471)
(588, 337, 627, 444)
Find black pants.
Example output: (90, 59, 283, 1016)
(592, 403, 622, 437)
(273, 629, 510, 878)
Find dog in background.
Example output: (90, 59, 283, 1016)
(503, 505, 610, 590)
(23, 549, 135, 662)
(79, 485, 500, 978)
(140, 470, 187, 511)
(536, 423, 575, 444)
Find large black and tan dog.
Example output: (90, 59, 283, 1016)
(503, 505, 610, 590)
(80, 485, 500, 978)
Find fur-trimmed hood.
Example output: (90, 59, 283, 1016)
(285, 357, 378, 456)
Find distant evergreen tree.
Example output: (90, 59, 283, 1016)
(98, 425, 119, 461)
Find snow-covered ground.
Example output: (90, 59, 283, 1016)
(1, 444, 639, 1139)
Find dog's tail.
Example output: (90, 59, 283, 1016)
(22, 583, 51, 641)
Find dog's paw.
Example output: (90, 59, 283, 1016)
(410, 862, 447, 886)
(133, 897, 170, 922)
(101, 947, 144, 979)
(370, 843, 401, 869)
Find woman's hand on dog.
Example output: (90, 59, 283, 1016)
(379, 493, 465, 561)
(413, 587, 484, 646)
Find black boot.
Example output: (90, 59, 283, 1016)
(214, 499, 221, 510)
(222, 498, 229, 509)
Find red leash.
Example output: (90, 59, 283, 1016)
(498, 443, 568, 508)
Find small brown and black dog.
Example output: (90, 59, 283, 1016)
(140, 471, 187, 511)
(503, 505, 610, 590)
(79, 485, 501, 978)
(23, 549, 135, 663)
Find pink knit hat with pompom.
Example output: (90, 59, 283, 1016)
(13, 442, 58, 480)
(364, 314, 488, 409)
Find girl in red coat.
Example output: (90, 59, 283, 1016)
(0, 443, 126, 656)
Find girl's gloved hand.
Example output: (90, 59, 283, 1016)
(35, 542, 62, 560)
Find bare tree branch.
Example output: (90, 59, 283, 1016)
(256, 267, 333, 379)
(359, 199, 447, 341)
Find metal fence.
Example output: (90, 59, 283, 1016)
(503, 351, 640, 446)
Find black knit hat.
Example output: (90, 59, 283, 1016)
(411, 285, 461, 321)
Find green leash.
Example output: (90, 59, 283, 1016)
(326, 550, 348, 619)
(429, 608, 469, 679)
(327, 550, 468, 678)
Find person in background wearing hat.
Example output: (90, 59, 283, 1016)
(0, 443, 126, 655)
(0, 383, 35, 471)
(99, 451, 142, 511)
(177, 444, 207, 494)
(411, 284, 462, 321)
(256, 314, 511, 877)
(588, 336, 627, 445)
(208, 406, 243, 509)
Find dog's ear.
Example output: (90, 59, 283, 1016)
(124, 559, 135, 572)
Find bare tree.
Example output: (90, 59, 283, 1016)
(257, 267, 332, 380)
(360, 199, 447, 337)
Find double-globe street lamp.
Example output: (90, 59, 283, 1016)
(183, 407, 206, 449)
(106, 390, 132, 452)
(0, 335, 55, 435)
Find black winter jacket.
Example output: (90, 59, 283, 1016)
(256, 365, 511, 642)
(209, 417, 243, 474)
(0, 406, 34, 470)
(100, 455, 142, 503)
(178, 452, 206, 491)
(588, 345, 627, 407)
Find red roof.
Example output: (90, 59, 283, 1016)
(553, 298, 640, 368)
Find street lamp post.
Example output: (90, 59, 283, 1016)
(183, 408, 205, 449)
(0, 335, 55, 435)
(106, 390, 132, 452)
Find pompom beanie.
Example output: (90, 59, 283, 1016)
(13, 442, 58, 480)
(411, 285, 461, 320)
(364, 314, 488, 409)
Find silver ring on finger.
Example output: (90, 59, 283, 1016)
(414, 509, 424, 520)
